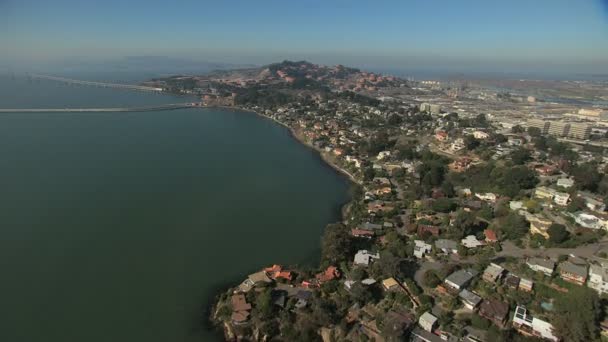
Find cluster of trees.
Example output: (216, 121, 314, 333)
(450, 162, 538, 198)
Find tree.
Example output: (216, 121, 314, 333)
(255, 288, 274, 319)
(553, 287, 601, 342)
(548, 223, 569, 244)
(570, 162, 603, 192)
(422, 270, 441, 288)
(321, 224, 353, 265)
(511, 148, 531, 165)
(500, 212, 529, 240)
(512, 125, 524, 133)
(464, 135, 480, 150)
(432, 198, 457, 213)
(527, 127, 541, 137)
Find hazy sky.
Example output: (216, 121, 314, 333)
(2, 0, 608, 74)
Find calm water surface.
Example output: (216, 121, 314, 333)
(0, 75, 350, 341)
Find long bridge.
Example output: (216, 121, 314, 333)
(0, 103, 202, 113)
(30, 74, 164, 92)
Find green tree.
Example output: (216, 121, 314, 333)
(464, 135, 481, 150)
(321, 224, 353, 265)
(511, 148, 531, 165)
(527, 126, 541, 137)
(548, 223, 569, 244)
(500, 212, 529, 240)
(422, 270, 441, 288)
(553, 287, 601, 342)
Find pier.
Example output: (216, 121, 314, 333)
(30, 74, 164, 92)
(0, 103, 201, 113)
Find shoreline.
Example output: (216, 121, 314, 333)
(203, 104, 361, 340)
(206, 105, 361, 185)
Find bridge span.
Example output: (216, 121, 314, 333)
(30, 74, 164, 92)
(0, 103, 202, 113)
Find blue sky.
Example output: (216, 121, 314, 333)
(2, 0, 608, 74)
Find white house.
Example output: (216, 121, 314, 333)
(574, 212, 607, 230)
(557, 178, 574, 189)
(553, 192, 570, 206)
(354, 250, 380, 266)
(461, 235, 485, 249)
(414, 240, 432, 259)
(450, 138, 466, 152)
(588, 264, 608, 295)
(527, 258, 555, 276)
(512, 306, 559, 342)
(476, 192, 498, 203)
(473, 131, 490, 140)
(377, 151, 391, 160)
(419, 312, 438, 332)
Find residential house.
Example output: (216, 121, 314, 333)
(459, 289, 482, 310)
(351, 229, 375, 238)
(231, 293, 252, 324)
(418, 225, 440, 237)
(410, 327, 444, 342)
(484, 229, 498, 243)
(557, 178, 574, 189)
(473, 131, 490, 139)
(419, 311, 438, 332)
(574, 212, 608, 230)
(482, 263, 505, 284)
(476, 192, 498, 203)
(450, 138, 466, 152)
(512, 306, 559, 342)
(519, 278, 534, 292)
(264, 265, 293, 281)
(316, 266, 341, 283)
(238, 271, 272, 292)
(510, 200, 524, 210)
(377, 150, 391, 160)
(527, 258, 555, 276)
(529, 216, 553, 239)
(414, 240, 432, 259)
(444, 269, 479, 290)
(354, 250, 380, 267)
(505, 274, 521, 289)
(559, 261, 588, 285)
(435, 239, 458, 255)
(461, 235, 485, 249)
(435, 131, 449, 142)
(588, 264, 608, 294)
(534, 186, 556, 201)
(553, 192, 570, 206)
(579, 192, 606, 212)
(382, 277, 402, 291)
(479, 299, 510, 328)
(360, 222, 383, 231)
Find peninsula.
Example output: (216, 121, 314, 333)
(148, 61, 608, 342)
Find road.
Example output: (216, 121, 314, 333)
(497, 240, 608, 260)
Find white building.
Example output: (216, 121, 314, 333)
(377, 151, 391, 160)
(354, 250, 380, 266)
(556, 178, 574, 189)
(419, 311, 438, 332)
(512, 306, 559, 342)
(588, 264, 608, 295)
(461, 235, 485, 249)
(413, 240, 432, 259)
(574, 212, 607, 230)
(553, 192, 570, 206)
(476, 192, 497, 203)
(450, 138, 466, 152)
(473, 131, 490, 140)
(527, 258, 555, 276)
